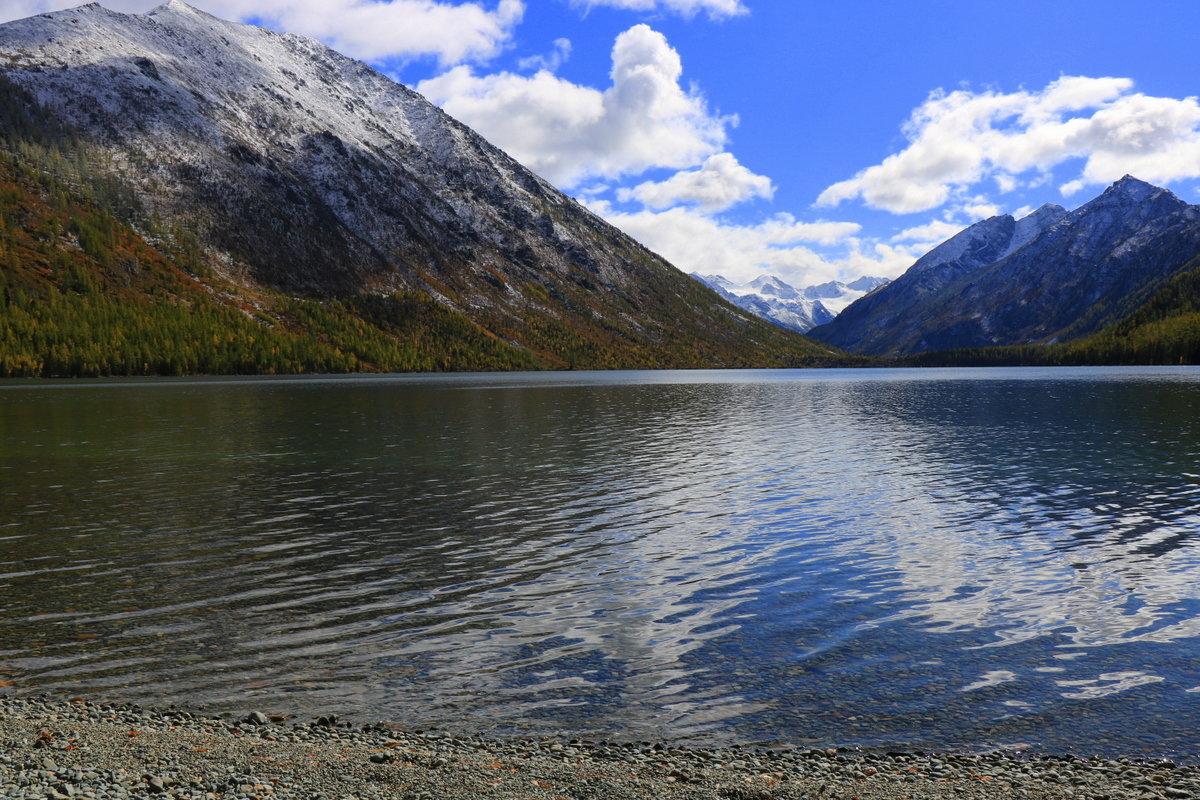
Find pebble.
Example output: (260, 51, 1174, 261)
(0, 696, 1196, 800)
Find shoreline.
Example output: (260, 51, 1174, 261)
(0, 696, 1194, 800)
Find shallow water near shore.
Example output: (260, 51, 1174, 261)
(3, 366, 1200, 759)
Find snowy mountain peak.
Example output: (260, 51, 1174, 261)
(696, 274, 736, 292)
(845, 275, 889, 293)
(1086, 175, 1185, 212)
(748, 274, 800, 300)
(34, 1, 114, 19)
(802, 278, 889, 314)
(1111, 174, 1157, 194)
(150, 0, 201, 12)
(691, 274, 833, 332)
(147, 0, 229, 27)
(1022, 202, 1068, 220)
(690, 273, 889, 331)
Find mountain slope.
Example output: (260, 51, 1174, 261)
(809, 203, 1068, 355)
(0, 2, 837, 371)
(810, 181, 1200, 357)
(904, 255, 1200, 367)
(0, 92, 551, 376)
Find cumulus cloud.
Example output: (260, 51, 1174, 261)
(818, 76, 1200, 214)
(891, 219, 965, 245)
(570, 0, 746, 19)
(585, 202, 906, 286)
(517, 37, 571, 72)
(417, 24, 730, 186)
(617, 152, 772, 211)
(960, 200, 1000, 219)
(3, 0, 524, 64)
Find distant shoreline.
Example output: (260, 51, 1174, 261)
(2, 695, 1195, 800)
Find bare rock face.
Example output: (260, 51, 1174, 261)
(810, 178, 1200, 356)
(0, 2, 831, 366)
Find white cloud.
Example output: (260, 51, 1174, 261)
(586, 202, 906, 287)
(891, 219, 964, 245)
(517, 37, 571, 72)
(994, 172, 1018, 193)
(617, 152, 771, 211)
(3, 0, 524, 64)
(570, 0, 746, 19)
(818, 76, 1200, 214)
(957, 196, 1000, 220)
(417, 24, 730, 186)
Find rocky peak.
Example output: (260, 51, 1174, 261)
(150, 0, 202, 13)
(1080, 175, 1187, 215)
(844, 275, 888, 293)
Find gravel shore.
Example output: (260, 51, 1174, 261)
(0, 696, 1196, 800)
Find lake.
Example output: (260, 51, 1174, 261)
(3, 366, 1200, 759)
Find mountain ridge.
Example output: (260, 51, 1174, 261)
(809, 178, 1200, 357)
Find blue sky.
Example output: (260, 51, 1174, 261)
(7, 0, 1200, 287)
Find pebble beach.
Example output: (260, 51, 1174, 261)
(1, 696, 1197, 800)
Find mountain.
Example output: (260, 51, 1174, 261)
(690, 273, 890, 333)
(691, 273, 834, 333)
(801, 276, 890, 315)
(904, 254, 1200, 367)
(0, 2, 836, 374)
(809, 179, 1200, 356)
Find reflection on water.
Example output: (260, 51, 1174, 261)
(3, 367, 1200, 757)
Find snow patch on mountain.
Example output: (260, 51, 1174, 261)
(1004, 203, 1068, 258)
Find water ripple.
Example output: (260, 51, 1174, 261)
(3, 367, 1200, 757)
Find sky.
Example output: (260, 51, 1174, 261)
(4, 0, 1200, 288)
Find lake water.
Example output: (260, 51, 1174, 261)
(3, 366, 1200, 758)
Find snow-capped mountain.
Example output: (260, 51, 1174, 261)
(690, 273, 890, 332)
(809, 178, 1200, 356)
(801, 276, 890, 315)
(692, 274, 834, 332)
(0, 2, 835, 367)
